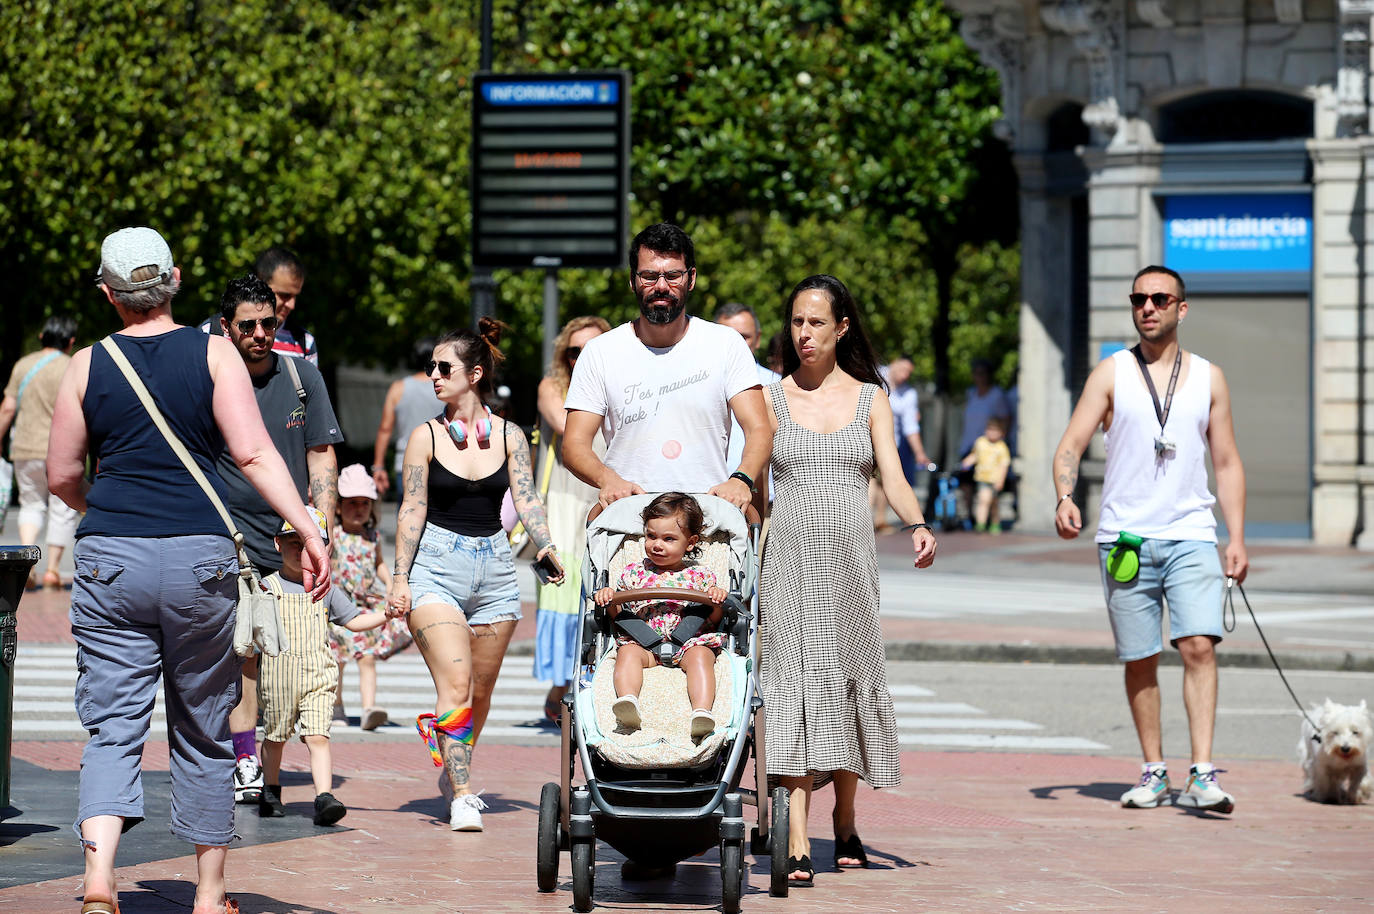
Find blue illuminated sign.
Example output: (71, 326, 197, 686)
(1164, 194, 1311, 274)
(481, 80, 620, 106)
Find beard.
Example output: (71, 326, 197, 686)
(638, 287, 689, 325)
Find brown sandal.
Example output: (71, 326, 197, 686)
(79, 901, 119, 914)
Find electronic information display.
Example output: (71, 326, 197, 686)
(471, 71, 631, 269)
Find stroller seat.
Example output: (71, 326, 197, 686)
(580, 645, 743, 769)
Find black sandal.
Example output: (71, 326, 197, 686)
(834, 833, 869, 868)
(786, 854, 815, 886)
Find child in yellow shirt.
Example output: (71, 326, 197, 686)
(960, 416, 1011, 533)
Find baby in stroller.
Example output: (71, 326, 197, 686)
(594, 492, 727, 741)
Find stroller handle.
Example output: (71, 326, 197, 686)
(586, 499, 761, 527)
(603, 587, 719, 608)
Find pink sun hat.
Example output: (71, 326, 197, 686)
(338, 463, 379, 500)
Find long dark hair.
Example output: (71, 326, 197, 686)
(780, 274, 885, 389)
(436, 317, 507, 400)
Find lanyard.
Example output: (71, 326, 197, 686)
(1131, 344, 1181, 432)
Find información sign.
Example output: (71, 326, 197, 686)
(471, 71, 631, 269)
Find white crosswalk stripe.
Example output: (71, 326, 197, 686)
(9, 644, 1106, 750)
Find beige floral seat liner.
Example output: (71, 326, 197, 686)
(585, 645, 738, 769)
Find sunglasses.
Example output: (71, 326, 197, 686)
(1128, 292, 1180, 309)
(234, 316, 280, 334)
(565, 346, 582, 361)
(426, 360, 465, 377)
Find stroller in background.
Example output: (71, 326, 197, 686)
(535, 494, 789, 913)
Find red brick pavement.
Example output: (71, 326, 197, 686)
(5, 741, 1372, 912)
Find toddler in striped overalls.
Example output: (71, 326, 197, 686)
(257, 507, 386, 825)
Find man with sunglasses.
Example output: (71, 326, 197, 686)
(1052, 264, 1248, 814)
(198, 247, 318, 364)
(214, 273, 344, 805)
(563, 223, 770, 511)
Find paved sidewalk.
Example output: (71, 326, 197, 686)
(4, 741, 1371, 912)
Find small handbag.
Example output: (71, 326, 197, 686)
(99, 337, 289, 657)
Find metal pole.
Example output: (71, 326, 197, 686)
(543, 267, 560, 371)
(471, 0, 496, 330)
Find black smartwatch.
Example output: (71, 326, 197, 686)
(728, 470, 756, 493)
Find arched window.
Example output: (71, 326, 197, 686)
(1046, 102, 1090, 151)
(1158, 91, 1312, 143)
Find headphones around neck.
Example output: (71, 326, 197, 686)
(446, 405, 493, 445)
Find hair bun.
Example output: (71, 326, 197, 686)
(477, 317, 509, 365)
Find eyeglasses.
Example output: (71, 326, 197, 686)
(426, 360, 456, 377)
(1128, 292, 1180, 309)
(634, 269, 691, 285)
(565, 346, 582, 361)
(234, 316, 280, 334)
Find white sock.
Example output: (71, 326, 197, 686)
(1143, 762, 1166, 775)
(1191, 762, 1214, 775)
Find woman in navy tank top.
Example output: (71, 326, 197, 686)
(47, 229, 329, 914)
(387, 318, 564, 832)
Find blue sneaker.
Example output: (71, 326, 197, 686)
(1120, 766, 1172, 808)
(1176, 765, 1234, 813)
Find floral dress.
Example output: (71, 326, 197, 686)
(613, 559, 725, 664)
(328, 526, 411, 662)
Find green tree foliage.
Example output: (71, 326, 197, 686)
(1, 0, 1015, 412)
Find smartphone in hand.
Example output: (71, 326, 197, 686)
(531, 552, 561, 584)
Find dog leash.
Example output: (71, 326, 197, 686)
(1222, 578, 1322, 741)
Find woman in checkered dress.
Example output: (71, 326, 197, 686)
(760, 275, 937, 886)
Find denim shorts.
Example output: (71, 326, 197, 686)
(408, 525, 522, 626)
(1099, 538, 1224, 662)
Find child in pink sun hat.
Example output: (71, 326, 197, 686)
(328, 463, 412, 731)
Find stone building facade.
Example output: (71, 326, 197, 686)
(949, 0, 1374, 544)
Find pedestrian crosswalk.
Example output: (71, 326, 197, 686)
(10, 644, 1106, 752)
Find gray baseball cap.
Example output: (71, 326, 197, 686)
(95, 227, 174, 291)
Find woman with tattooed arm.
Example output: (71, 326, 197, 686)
(386, 320, 564, 832)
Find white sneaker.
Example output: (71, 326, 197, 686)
(1176, 765, 1235, 813)
(450, 791, 488, 831)
(690, 709, 716, 741)
(234, 755, 264, 804)
(612, 695, 642, 731)
(1120, 766, 1172, 808)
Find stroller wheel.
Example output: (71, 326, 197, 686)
(536, 782, 561, 892)
(769, 785, 790, 898)
(721, 840, 744, 914)
(571, 838, 595, 913)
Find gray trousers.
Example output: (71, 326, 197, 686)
(70, 534, 241, 846)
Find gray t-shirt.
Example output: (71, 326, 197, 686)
(217, 354, 344, 571)
(265, 572, 361, 625)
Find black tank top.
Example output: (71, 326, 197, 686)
(425, 420, 509, 536)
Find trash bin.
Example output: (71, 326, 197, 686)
(0, 546, 41, 810)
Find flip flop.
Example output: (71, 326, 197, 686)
(834, 833, 869, 868)
(786, 854, 815, 886)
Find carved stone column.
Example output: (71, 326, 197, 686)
(1339, 1, 1374, 136)
(956, 3, 1028, 141)
(1041, 0, 1127, 140)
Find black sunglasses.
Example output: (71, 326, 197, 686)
(426, 360, 459, 377)
(565, 346, 582, 361)
(234, 316, 280, 334)
(1128, 292, 1180, 309)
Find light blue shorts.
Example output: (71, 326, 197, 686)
(1098, 538, 1224, 662)
(409, 525, 522, 626)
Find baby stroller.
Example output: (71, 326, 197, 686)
(535, 493, 790, 913)
(931, 468, 963, 531)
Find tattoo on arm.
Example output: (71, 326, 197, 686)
(1055, 448, 1080, 493)
(307, 452, 338, 531)
(394, 464, 429, 576)
(506, 425, 553, 550)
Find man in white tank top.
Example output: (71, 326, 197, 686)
(1052, 265, 1248, 814)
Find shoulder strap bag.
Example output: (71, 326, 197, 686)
(98, 336, 289, 657)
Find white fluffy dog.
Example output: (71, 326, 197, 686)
(1300, 698, 1373, 805)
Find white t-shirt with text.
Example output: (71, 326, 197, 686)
(564, 317, 761, 493)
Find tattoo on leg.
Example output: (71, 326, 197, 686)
(439, 733, 473, 790)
